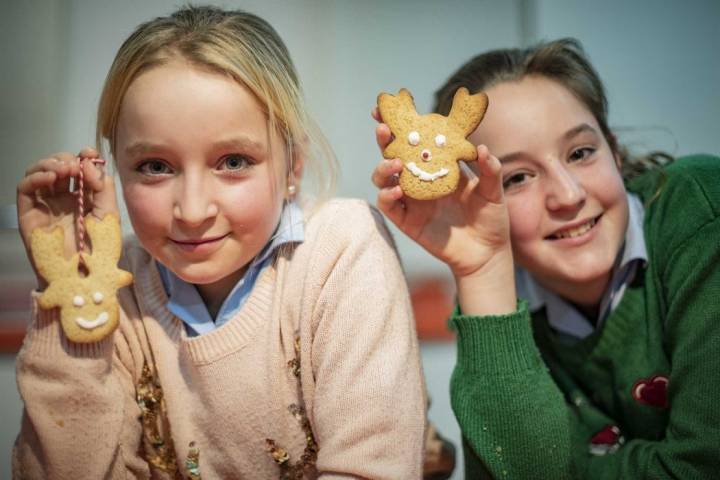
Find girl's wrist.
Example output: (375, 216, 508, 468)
(453, 248, 517, 316)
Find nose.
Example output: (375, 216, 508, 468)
(173, 173, 218, 226)
(545, 162, 586, 212)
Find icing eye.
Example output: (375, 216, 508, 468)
(73, 295, 85, 307)
(408, 131, 420, 146)
(92, 292, 104, 304)
(435, 134, 446, 147)
(421, 149, 432, 161)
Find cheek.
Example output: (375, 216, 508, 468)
(122, 184, 169, 239)
(221, 177, 284, 233)
(507, 195, 543, 248)
(585, 163, 626, 207)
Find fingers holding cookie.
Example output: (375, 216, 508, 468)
(375, 122, 394, 152)
(475, 144, 504, 205)
(22, 153, 79, 196)
(18, 153, 82, 234)
(17, 149, 120, 286)
(376, 183, 406, 227)
(77, 153, 118, 221)
(371, 158, 402, 189)
(373, 157, 405, 223)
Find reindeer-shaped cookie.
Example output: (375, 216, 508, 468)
(377, 87, 488, 200)
(30, 213, 133, 343)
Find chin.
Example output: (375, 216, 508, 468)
(184, 270, 232, 286)
(166, 262, 232, 285)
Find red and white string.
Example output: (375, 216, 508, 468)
(75, 156, 106, 256)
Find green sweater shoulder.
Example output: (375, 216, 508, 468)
(628, 154, 720, 265)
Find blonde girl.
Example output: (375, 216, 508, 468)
(15, 6, 425, 478)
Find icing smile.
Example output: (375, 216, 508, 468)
(406, 162, 449, 182)
(76, 312, 109, 330)
(548, 216, 600, 240)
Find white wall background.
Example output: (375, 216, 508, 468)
(1, 1, 718, 478)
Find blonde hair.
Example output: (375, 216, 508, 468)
(96, 5, 337, 200)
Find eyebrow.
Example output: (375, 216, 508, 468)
(123, 136, 266, 158)
(563, 123, 599, 141)
(497, 123, 600, 164)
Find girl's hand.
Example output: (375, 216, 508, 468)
(16, 147, 119, 289)
(371, 111, 517, 315)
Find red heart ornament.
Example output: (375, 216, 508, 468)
(589, 425, 624, 456)
(632, 374, 669, 408)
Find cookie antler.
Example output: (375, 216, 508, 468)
(377, 88, 419, 133)
(447, 87, 489, 136)
(31, 227, 80, 287)
(83, 215, 133, 288)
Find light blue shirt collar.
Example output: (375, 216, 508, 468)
(516, 193, 647, 340)
(157, 201, 304, 336)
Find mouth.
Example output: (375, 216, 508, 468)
(548, 215, 601, 240)
(406, 162, 449, 182)
(171, 233, 230, 246)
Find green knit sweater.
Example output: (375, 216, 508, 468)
(450, 154, 720, 479)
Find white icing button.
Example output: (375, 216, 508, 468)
(73, 295, 85, 307)
(421, 149, 432, 161)
(435, 134, 446, 147)
(408, 131, 420, 146)
(93, 292, 104, 304)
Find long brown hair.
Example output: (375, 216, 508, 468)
(433, 38, 672, 180)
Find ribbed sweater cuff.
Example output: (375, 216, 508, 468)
(450, 299, 543, 375)
(26, 292, 114, 358)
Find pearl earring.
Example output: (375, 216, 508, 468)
(287, 184, 297, 195)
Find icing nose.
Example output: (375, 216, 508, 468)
(421, 149, 432, 162)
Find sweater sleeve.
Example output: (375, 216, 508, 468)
(450, 300, 578, 479)
(306, 202, 426, 479)
(12, 293, 150, 479)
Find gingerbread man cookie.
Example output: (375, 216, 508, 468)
(377, 87, 488, 200)
(31, 213, 133, 343)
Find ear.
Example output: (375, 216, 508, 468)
(284, 146, 304, 199)
(290, 149, 304, 184)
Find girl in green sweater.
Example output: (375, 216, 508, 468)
(372, 38, 720, 478)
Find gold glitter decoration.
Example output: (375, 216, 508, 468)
(266, 439, 290, 464)
(287, 336, 301, 377)
(265, 336, 318, 479)
(136, 363, 179, 475)
(185, 441, 201, 479)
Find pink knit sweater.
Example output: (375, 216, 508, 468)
(13, 199, 426, 479)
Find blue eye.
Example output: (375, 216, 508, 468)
(219, 154, 251, 171)
(138, 160, 171, 175)
(569, 147, 595, 163)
